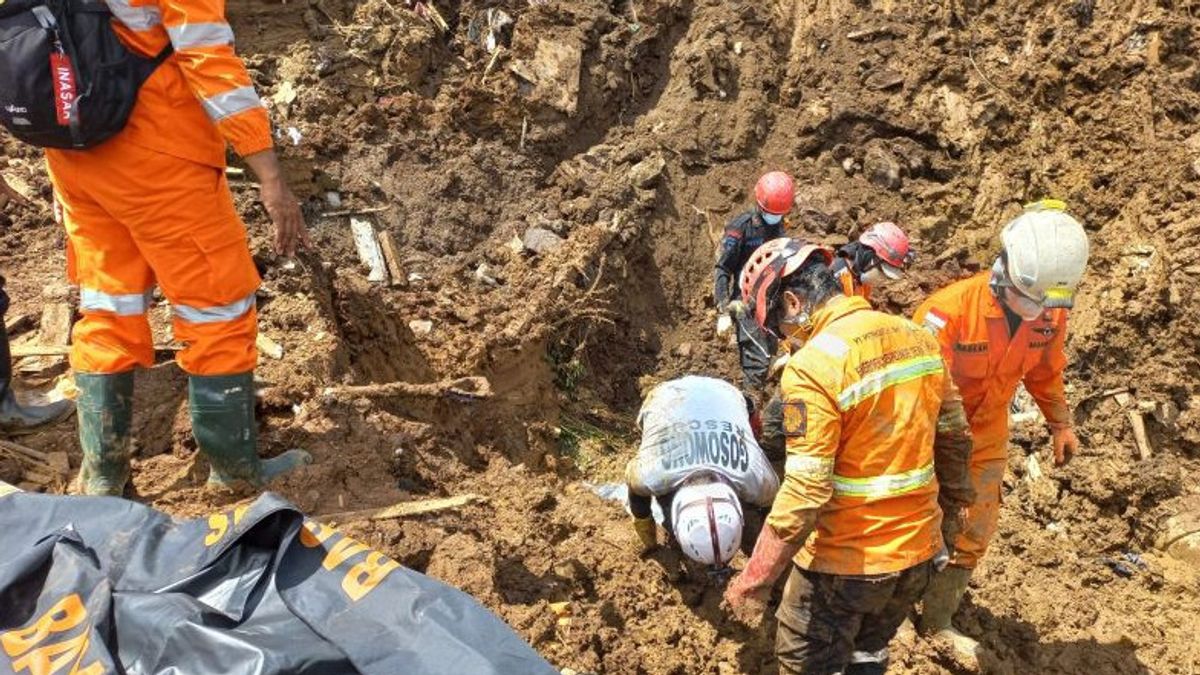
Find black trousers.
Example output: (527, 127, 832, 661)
(0, 274, 8, 316)
(775, 560, 934, 675)
(735, 312, 775, 393)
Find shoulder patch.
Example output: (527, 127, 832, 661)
(783, 400, 808, 438)
(809, 333, 849, 358)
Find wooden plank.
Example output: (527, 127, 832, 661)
(1114, 392, 1153, 460)
(321, 494, 484, 523)
(377, 231, 405, 287)
(0, 438, 51, 463)
(350, 217, 388, 282)
(4, 313, 35, 336)
(12, 344, 182, 358)
(322, 376, 493, 402)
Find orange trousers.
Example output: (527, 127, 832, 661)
(46, 138, 260, 376)
(948, 431, 1007, 569)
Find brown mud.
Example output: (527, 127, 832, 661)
(3, 0, 1200, 672)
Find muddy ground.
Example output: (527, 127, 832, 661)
(3, 0, 1200, 672)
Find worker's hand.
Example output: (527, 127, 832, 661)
(727, 300, 748, 319)
(723, 572, 769, 625)
(1051, 426, 1079, 466)
(716, 314, 734, 337)
(243, 149, 313, 257)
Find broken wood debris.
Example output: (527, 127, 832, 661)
(1113, 391, 1153, 460)
(0, 439, 69, 488)
(377, 231, 406, 287)
(322, 376, 493, 402)
(320, 493, 484, 523)
(319, 206, 391, 219)
(846, 26, 894, 41)
(12, 344, 182, 358)
(4, 313, 35, 336)
(350, 217, 389, 283)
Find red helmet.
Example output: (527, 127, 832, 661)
(740, 238, 834, 333)
(754, 171, 795, 215)
(859, 221, 913, 269)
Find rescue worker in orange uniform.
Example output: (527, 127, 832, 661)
(912, 200, 1089, 659)
(831, 221, 914, 301)
(723, 238, 974, 675)
(44, 0, 312, 495)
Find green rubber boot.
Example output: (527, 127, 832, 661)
(919, 565, 980, 661)
(75, 372, 134, 496)
(190, 373, 311, 491)
(0, 327, 74, 434)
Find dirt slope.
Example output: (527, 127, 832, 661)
(3, 0, 1200, 672)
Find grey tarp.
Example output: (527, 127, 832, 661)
(0, 492, 556, 675)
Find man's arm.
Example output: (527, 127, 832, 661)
(933, 371, 975, 511)
(1023, 312, 1076, 463)
(725, 367, 839, 607)
(714, 216, 749, 309)
(160, 0, 310, 256)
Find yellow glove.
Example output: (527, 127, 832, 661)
(632, 516, 658, 552)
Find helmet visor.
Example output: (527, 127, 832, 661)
(879, 262, 905, 280)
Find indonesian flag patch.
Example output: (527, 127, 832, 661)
(923, 308, 948, 333)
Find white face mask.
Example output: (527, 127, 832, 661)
(1004, 288, 1044, 320)
(762, 212, 783, 225)
(860, 266, 886, 285)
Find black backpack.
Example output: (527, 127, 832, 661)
(0, 0, 170, 149)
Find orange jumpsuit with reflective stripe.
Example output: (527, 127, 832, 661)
(767, 295, 960, 576)
(45, 0, 269, 375)
(913, 271, 1071, 568)
(834, 262, 873, 301)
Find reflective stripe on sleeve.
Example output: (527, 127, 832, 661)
(837, 355, 943, 411)
(81, 288, 152, 316)
(832, 462, 934, 498)
(167, 22, 235, 49)
(200, 86, 263, 122)
(105, 0, 162, 31)
(785, 455, 835, 479)
(173, 293, 255, 324)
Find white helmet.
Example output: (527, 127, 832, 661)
(672, 477, 743, 567)
(999, 199, 1089, 309)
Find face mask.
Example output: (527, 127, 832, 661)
(860, 266, 886, 285)
(1004, 288, 1044, 320)
(762, 212, 783, 225)
(778, 313, 813, 347)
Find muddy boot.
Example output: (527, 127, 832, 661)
(75, 372, 134, 496)
(190, 373, 311, 492)
(919, 565, 980, 662)
(0, 329, 74, 434)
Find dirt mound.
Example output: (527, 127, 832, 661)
(4, 0, 1200, 672)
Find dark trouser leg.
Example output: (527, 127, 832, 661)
(775, 566, 864, 674)
(735, 313, 774, 394)
(846, 560, 935, 674)
(656, 491, 676, 537)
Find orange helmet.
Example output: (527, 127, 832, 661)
(740, 238, 834, 333)
(754, 172, 795, 215)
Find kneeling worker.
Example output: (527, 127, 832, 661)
(831, 221, 914, 301)
(626, 375, 780, 567)
(724, 238, 974, 675)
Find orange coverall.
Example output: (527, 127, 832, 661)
(834, 262, 873, 301)
(913, 271, 1072, 568)
(768, 295, 973, 575)
(45, 0, 270, 376)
